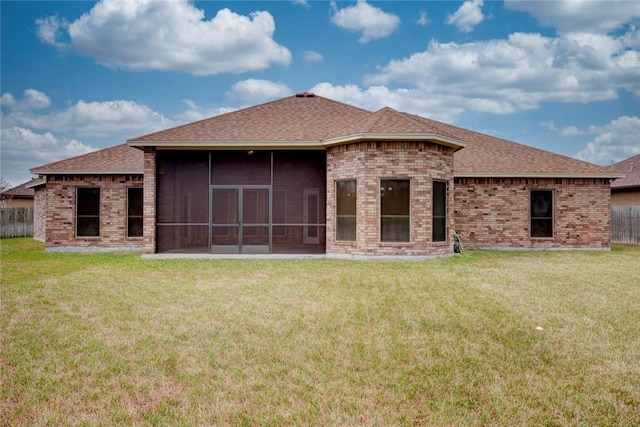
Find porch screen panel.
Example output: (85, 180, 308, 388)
(210, 151, 270, 185)
(156, 151, 209, 253)
(272, 151, 326, 254)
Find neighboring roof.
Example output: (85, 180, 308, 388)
(611, 153, 640, 189)
(1, 179, 36, 199)
(30, 144, 144, 175)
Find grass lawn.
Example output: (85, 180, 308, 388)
(1, 238, 639, 426)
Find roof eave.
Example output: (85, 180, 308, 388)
(321, 133, 466, 150)
(454, 172, 625, 179)
(25, 177, 47, 189)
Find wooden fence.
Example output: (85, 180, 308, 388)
(0, 207, 34, 239)
(612, 206, 640, 245)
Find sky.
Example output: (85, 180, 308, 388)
(1, 0, 639, 186)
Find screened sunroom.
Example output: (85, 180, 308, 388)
(155, 150, 326, 254)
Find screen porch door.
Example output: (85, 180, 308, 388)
(210, 186, 270, 254)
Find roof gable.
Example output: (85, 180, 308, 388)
(30, 144, 143, 175)
(321, 107, 465, 149)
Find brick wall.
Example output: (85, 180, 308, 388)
(327, 141, 455, 257)
(43, 174, 144, 251)
(143, 148, 157, 253)
(453, 177, 612, 249)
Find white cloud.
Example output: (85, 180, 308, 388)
(446, 0, 485, 33)
(0, 127, 95, 185)
(2, 90, 174, 139)
(505, 0, 640, 34)
(539, 121, 584, 136)
(226, 79, 293, 103)
(35, 14, 67, 49)
(36, 0, 291, 75)
(176, 100, 236, 123)
(303, 50, 324, 63)
(309, 82, 464, 123)
(1, 89, 51, 111)
(330, 0, 400, 43)
(576, 116, 640, 165)
(417, 11, 430, 26)
(363, 30, 640, 116)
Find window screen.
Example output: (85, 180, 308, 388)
(531, 190, 553, 238)
(380, 179, 410, 242)
(77, 187, 100, 237)
(336, 180, 356, 241)
(432, 181, 447, 242)
(128, 187, 143, 237)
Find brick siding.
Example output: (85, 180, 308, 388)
(43, 174, 144, 250)
(326, 141, 455, 257)
(143, 148, 157, 254)
(453, 177, 612, 249)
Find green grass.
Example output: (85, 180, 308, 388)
(2, 238, 639, 426)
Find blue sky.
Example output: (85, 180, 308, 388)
(1, 0, 639, 186)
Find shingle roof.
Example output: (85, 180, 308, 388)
(1, 179, 36, 199)
(129, 93, 372, 145)
(31, 95, 621, 179)
(30, 144, 143, 175)
(322, 107, 465, 149)
(406, 114, 619, 178)
(611, 153, 640, 189)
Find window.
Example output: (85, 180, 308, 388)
(128, 187, 143, 237)
(336, 180, 356, 241)
(380, 179, 410, 242)
(531, 190, 553, 238)
(433, 181, 447, 242)
(77, 187, 100, 237)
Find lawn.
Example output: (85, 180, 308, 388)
(1, 238, 639, 426)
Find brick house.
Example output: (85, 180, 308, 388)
(30, 94, 622, 256)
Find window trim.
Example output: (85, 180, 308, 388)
(76, 186, 100, 238)
(530, 189, 554, 239)
(127, 187, 143, 238)
(432, 180, 447, 242)
(379, 178, 411, 243)
(335, 179, 357, 242)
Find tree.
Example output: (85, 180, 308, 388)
(0, 177, 11, 193)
